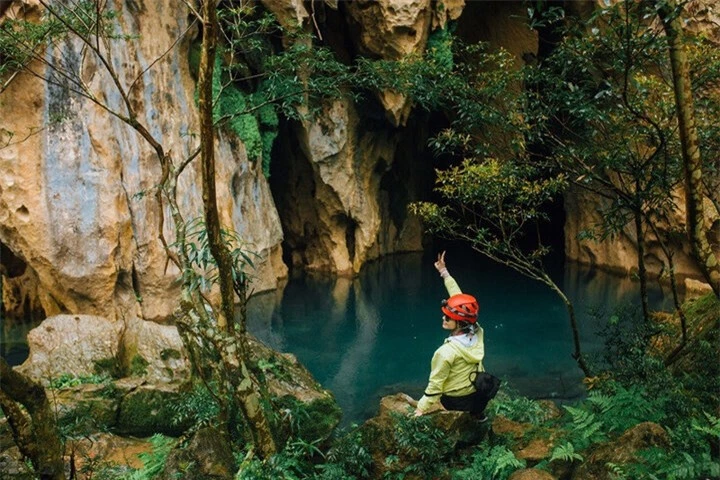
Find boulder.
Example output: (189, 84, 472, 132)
(120, 316, 190, 383)
(160, 426, 236, 480)
(116, 381, 195, 437)
(16, 315, 123, 384)
(68, 433, 155, 471)
(509, 469, 558, 480)
(53, 383, 120, 434)
(571, 422, 670, 480)
(357, 393, 489, 479)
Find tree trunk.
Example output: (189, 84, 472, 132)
(0, 359, 65, 480)
(545, 276, 592, 377)
(196, 0, 277, 458)
(657, 0, 720, 297)
(198, 0, 235, 330)
(634, 205, 650, 322)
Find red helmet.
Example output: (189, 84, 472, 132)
(442, 294, 479, 323)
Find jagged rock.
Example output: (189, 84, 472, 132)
(161, 426, 235, 480)
(431, 0, 466, 30)
(509, 469, 558, 480)
(120, 316, 190, 383)
(571, 422, 670, 480)
(346, 0, 432, 60)
(346, 0, 433, 126)
(16, 315, 123, 384)
(0, 0, 286, 324)
(276, 97, 427, 274)
(259, 0, 309, 31)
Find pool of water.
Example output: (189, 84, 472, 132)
(0, 249, 672, 427)
(247, 250, 673, 426)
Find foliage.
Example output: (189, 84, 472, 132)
(127, 434, 176, 480)
(318, 426, 373, 480)
(235, 438, 323, 480)
(175, 217, 258, 296)
(48, 372, 112, 389)
(386, 412, 454, 478)
(170, 383, 220, 430)
(548, 442, 583, 463)
(489, 390, 550, 425)
(452, 445, 525, 480)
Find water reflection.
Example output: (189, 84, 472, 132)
(247, 252, 669, 425)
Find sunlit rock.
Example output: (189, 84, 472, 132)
(0, 0, 286, 324)
(346, 0, 433, 127)
(16, 315, 123, 384)
(509, 469, 558, 480)
(120, 316, 190, 383)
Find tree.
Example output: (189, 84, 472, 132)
(409, 42, 592, 376)
(526, 1, 687, 324)
(0, 358, 65, 480)
(655, 0, 720, 298)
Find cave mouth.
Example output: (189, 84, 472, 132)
(0, 242, 47, 326)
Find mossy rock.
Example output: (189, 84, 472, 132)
(54, 384, 121, 434)
(274, 394, 342, 444)
(116, 384, 192, 436)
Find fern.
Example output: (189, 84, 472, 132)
(692, 412, 720, 438)
(452, 445, 525, 480)
(548, 442, 583, 463)
(128, 434, 175, 480)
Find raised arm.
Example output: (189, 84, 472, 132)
(434, 251, 461, 296)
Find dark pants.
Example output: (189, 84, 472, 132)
(440, 390, 489, 414)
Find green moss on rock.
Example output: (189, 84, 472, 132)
(117, 385, 192, 436)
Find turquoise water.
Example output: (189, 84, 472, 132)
(247, 250, 673, 425)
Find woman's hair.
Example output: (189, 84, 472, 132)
(457, 321, 479, 336)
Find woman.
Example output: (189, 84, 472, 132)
(414, 251, 489, 420)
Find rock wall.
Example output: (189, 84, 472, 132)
(0, 0, 286, 323)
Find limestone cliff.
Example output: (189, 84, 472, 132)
(0, 0, 286, 323)
(0, 0, 547, 322)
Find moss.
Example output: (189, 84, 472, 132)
(117, 386, 191, 436)
(201, 56, 279, 178)
(160, 348, 182, 361)
(93, 357, 121, 378)
(129, 354, 149, 377)
(275, 394, 342, 444)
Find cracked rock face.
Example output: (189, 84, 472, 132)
(0, 0, 286, 322)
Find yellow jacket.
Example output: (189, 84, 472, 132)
(416, 276, 485, 412)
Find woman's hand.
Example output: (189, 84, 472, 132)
(434, 251, 446, 272)
(414, 408, 424, 417)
